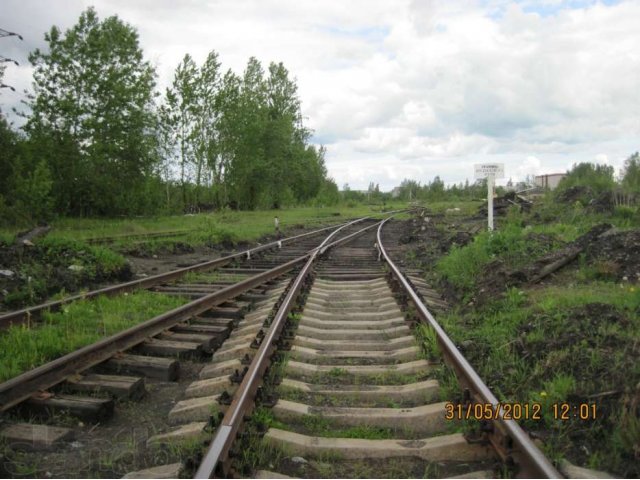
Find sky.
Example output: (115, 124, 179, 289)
(1, 0, 639, 190)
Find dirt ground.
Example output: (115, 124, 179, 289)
(126, 248, 224, 278)
(585, 229, 640, 282)
(0, 362, 204, 478)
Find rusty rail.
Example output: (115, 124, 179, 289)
(194, 218, 383, 478)
(0, 219, 374, 412)
(376, 217, 560, 479)
(0, 257, 299, 412)
(0, 222, 349, 330)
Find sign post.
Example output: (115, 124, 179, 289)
(474, 163, 504, 231)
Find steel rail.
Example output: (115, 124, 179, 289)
(376, 217, 561, 479)
(0, 221, 349, 330)
(0, 218, 374, 412)
(0, 257, 299, 412)
(194, 218, 384, 479)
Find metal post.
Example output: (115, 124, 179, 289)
(487, 176, 494, 231)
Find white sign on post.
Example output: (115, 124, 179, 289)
(474, 163, 505, 179)
(474, 163, 504, 231)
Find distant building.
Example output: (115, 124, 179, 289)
(535, 173, 566, 190)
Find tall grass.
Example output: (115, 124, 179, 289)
(0, 291, 188, 382)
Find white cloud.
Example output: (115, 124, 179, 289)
(2, 0, 639, 190)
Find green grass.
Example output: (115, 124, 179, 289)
(38, 237, 128, 277)
(0, 203, 408, 309)
(418, 200, 483, 216)
(0, 203, 409, 247)
(0, 290, 188, 382)
(0, 231, 15, 245)
(414, 323, 439, 360)
(422, 195, 640, 476)
(431, 283, 639, 476)
(1, 237, 131, 309)
(532, 193, 640, 232)
(436, 222, 563, 294)
(252, 407, 396, 440)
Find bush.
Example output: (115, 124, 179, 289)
(621, 152, 640, 195)
(556, 162, 615, 198)
(9, 159, 54, 224)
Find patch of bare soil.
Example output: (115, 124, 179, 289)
(126, 248, 224, 278)
(585, 229, 640, 282)
(478, 190, 533, 216)
(396, 214, 479, 269)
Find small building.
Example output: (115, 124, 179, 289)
(535, 173, 566, 190)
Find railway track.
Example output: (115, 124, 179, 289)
(0, 220, 352, 330)
(0, 218, 380, 478)
(191, 216, 561, 479)
(0, 214, 563, 478)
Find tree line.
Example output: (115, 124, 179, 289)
(0, 8, 339, 224)
(391, 177, 489, 202)
(553, 156, 640, 208)
(390, 155, 640, 204)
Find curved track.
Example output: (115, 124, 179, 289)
(0, 215, 562, 478)
(0, 218, 381, 478)
(193, 216, 560, 479)
(0, 221, 352, 330)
